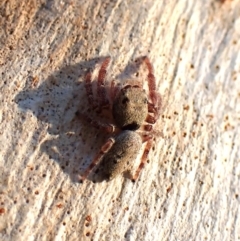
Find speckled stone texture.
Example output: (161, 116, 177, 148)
(0, 0, 240, 241)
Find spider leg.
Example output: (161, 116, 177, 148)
(131, 136, 153, 181)
(80, 138, 115, 182)
(151, 92, 162, 117)
(97, 57, 111, 110)
(141, 56, 162, 117)
(146, 91, 162, 121)
(142, 56, 156, 92)
(77, 112, 120, 133)
(110, 80, 121, 104)
(148, 102, 157, 113)
(143, 95, 161, 130)
(84, 69, 97, 109)
(145, 114, 156, 124)
(143, 124, 153, 132)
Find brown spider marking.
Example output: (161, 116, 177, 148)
(78, 56, 162, 182)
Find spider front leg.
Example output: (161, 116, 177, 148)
(141, 56, 156, 91)
(76, 112, 120, 133)
(80, 138, 115, 182)
(110, 80, 121, 104)
(145, 93, 162, 125)
(131, 135, 153, 182)
(85, 69, 97, 110)
(96, 57, 111, 110)
(141, 56, 162, 113)
(149, 92, 162, 117)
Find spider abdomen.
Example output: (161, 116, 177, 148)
(100, 130, 142, 180)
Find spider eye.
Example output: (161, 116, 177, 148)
(143, 98, 148, 104)
(122, 97, 129, 104)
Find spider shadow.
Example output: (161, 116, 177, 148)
(14, 56, 117, 183)
(115, 56, 148, 83)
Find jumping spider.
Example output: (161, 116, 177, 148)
(78, 56, 161, 182)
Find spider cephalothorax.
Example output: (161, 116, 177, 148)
(78, 56, 161, 182)
(112, 86, 148, 130)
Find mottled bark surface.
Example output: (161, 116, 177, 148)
(0, 0, 240, 240)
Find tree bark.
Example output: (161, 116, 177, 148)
(0, 0, 240, 240)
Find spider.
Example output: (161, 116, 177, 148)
(78, 56, 161, 182)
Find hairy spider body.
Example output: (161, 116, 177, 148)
(79, 56, 161, 182)
(100, 130, 142, 180)
(112, 86, 148, 130)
